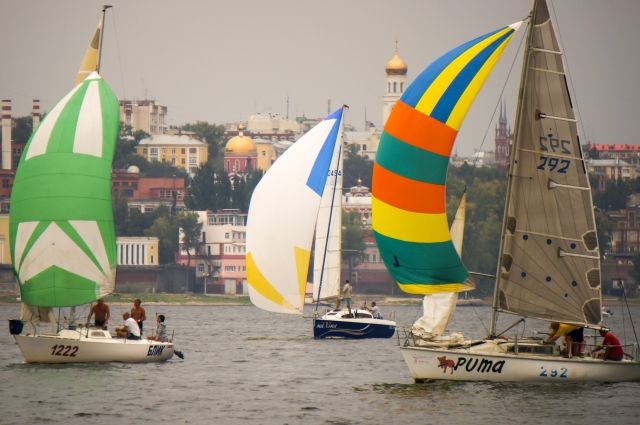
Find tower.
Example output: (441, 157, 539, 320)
(494, 101, 512, 171)
(382, 42, 407, 127)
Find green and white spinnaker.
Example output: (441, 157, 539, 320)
(10, 72, 120, 307)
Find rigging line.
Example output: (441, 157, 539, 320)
(109, 8, 127, 100)
(621, 282, 639, 347)
(548, 0, 589, 145)
(473, 18, 529, 168)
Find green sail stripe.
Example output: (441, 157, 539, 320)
(376, 132, 450, 186)
(17, 221, 51, 274)
(56, 221, 105, 274)
(47, 83, 89, 155)
(373, 230, 468, 285)
(21, 267, 99, 307)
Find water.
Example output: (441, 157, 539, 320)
(1, 303, 639, 425)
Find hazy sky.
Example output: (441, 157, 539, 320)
(1, 0, 638, 156)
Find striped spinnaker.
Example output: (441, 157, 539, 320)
(373, 22, 521, 295)
(10, 73, 119, 307)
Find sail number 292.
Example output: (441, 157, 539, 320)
(50, 344, 79, 357)
(540, 366, 568, 379)
(537, 156, 570, 173)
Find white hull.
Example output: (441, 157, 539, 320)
(14, 329, 174, 364)
(401, 340, 640, 383)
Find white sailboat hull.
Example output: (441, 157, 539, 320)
(14, 330, 174, 364)
(401, 342, 640, 383)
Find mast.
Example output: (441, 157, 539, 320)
(314, 106, 347, 313)
(489, 7, 535, 337)
(96, 5, 112, 73)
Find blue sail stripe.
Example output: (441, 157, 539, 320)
(430, 30, 513, 123)
(400, 27, 504, 108)
(306, 108, 344, 196)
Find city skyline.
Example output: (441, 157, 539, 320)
(1, 0, 638, 156)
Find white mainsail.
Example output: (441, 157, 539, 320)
(246, 108, 346, 314)
(312, 137, 344, 302)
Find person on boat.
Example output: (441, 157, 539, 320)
(341, 280, 353, 316)
(116, 312, 141, 340)
(369, 302, 383, 319)
(131, 299, 146, 334)
(87, 298, 110, 329)
(147, 314, 168, 342)
(591, 328, 624, 361)
(566, 326, 585, 358)
(544, 322, 580, 356)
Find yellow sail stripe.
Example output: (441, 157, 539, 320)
(294, 246, 311, 310)
(74, 17, 103, 86)
(414, 26, 513, 118)
(399, 282, 474, 295)
(246, 252, 297, 312)
(446, 33, 515, 130)
(372, 196, 450, 243)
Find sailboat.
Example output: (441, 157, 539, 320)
(8, 10, 174, 363)
(373, 0, 640, 382)
(246, 106, 396, 339)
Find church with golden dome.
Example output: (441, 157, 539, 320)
(382, 43, 407, 126)
(224, 129, 258, 175)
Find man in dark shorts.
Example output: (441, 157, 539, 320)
(87, 299, 110, 329)
(566, 327, 584, 357)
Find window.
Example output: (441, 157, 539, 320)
(393, 81, 397, 92)
(362, 144, 367, 151)
(189, 148, 197, 154)
(181, 148, 186, 154)
(198, 264, 204, 273)
(225, 233, 229, 239)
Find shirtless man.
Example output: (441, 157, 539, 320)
(87, 299, 110, 328)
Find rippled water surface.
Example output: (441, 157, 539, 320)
(1, 303, 639, 424)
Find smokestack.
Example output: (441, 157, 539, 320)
(32, 99, 41, 129)
(1, 99, 11, 170)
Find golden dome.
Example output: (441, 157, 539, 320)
(225, 133, 256, 154)
(386, 52, 407, 75)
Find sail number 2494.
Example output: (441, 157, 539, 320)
(50, 344, 79, 357)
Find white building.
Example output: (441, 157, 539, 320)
(177, 210, 248, 295)
(116, 237, 159, 266)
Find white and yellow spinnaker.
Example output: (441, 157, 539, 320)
(246, 108, 345, 314)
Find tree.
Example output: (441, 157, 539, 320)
(342, 211, 366, 282)
(181, 121, 225, 162)
(343, 143, 373, 189)
(595, 209, 612, 258)
(178, 212, 203, 292)
(185, 163, 218, 211)
(145, 215, 179, 264)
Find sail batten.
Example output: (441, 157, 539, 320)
(373, 22, 520, 294)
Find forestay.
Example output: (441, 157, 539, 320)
(373, 23, 521, 295)
(10, 73, 119, 308)
(246, 108, 345, 314)
(494, 0, 601, 326)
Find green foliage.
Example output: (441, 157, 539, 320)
(11, 116, 33, 145)
(342, 210, 366, 267)
(595, 209, 612, 257)
(343, 143, 373, 189)
(145, 215, 179, 264)
(143, 161, 188, 178)
(181, 121, 225, 162)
